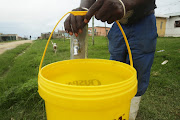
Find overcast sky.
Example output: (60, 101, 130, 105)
(0, 0, 180, 38)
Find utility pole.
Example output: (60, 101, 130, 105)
(104, 22, 108, 46)
(62, 27, 65, 42)
(92, 16, 95, 45)
(105, 22, 107, 37)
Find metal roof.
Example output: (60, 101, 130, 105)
(155, 14, 169, 18)
(164, 12, 180, 17)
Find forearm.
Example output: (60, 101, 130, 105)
(80, 0, 96, 8)
(80, 0, 153, 11)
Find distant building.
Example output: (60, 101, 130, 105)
(155, 13, 180, 37)
(58, 30, 70, 38)
(165, 12, 180, 37)
(22, 37, 28, 40)
(41, 30, 69, 39)
(88, 26, 111, 36)
(41, 32, 51, 39)
(156, 15, 169, 37)
(0, 34, 18, 41)
(18, 36, 23, 40)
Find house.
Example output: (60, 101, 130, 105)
(18, 36, 23, 40)
(58, 30, 70, 38)
(156, 15, 169, 37)
(41, 32, 51, 39)
(41, 30, 68, 39)
(165, 12, 180, 37)
(88, 26, 111, 36)
(0, 34, 18, 42)
(155, 12, 180, 37)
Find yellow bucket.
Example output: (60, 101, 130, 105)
(38, 11, 137, 120)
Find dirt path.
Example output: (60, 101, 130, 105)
(0, 40, 33, 54)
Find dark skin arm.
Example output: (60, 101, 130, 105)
(84, 0, 154, 24)
(64, 0, 154, 36)
(80, 0, 96, 8)
(64, 0, 96, 37)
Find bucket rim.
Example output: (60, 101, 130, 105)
(38, 59, 137, 89)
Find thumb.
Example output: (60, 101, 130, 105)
(84, 0, 103, 23)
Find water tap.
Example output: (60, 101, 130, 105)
(73, 38, 80, 55)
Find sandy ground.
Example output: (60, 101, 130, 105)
(0, 40, 33, 54)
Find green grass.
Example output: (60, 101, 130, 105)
(137, 37, 180, 120)
(0, 43, 31, 76)
(0, 37, 179, 120)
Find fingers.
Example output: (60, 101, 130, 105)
(95, 7, 106, 21)
(64, 15, 73, 35)
(95, 3, 111, 22)
(70, 14, 78, 36)
(101, 13, 111, 22)
(84, 0, 125, 24)
(106, 9, 124, 24)
(107, 16, 117, 24)
(64, 7, 88, 37)
(106, 10, 121, 24)
(64, 14, 86, 37)
(84, 0, 103, 23)
(72, 15, 86, 36)
(80, 22, 87, 32)
(76, 16, 84, 33)
(115, 8, 124, 20)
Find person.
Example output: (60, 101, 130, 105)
(64, 0, 158, 119)
(30, 35, 31, 40)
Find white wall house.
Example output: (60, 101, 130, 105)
(165, 13, 180, 37)
(0, 34, 18, 41)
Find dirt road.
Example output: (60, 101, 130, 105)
(0, 40, 33, 54)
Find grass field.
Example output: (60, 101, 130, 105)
(0, 37, 179, 120)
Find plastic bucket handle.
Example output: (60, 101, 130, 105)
(39, 11, 133, 71)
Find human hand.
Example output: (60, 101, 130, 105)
(64, 7, 87, 37)
(84, 0, 130, 24)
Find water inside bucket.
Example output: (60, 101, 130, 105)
(41, 61, 134, 86)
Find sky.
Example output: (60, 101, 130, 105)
(0, 0, 180, 39)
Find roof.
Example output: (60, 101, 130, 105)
(41, 32, 51, 34)
(58, 30, 65, 33)
(164, 12, 180, 17)
(155, 12, 180, 18)
(0, 34, 18, 37)
(155, 14, 169, 18)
